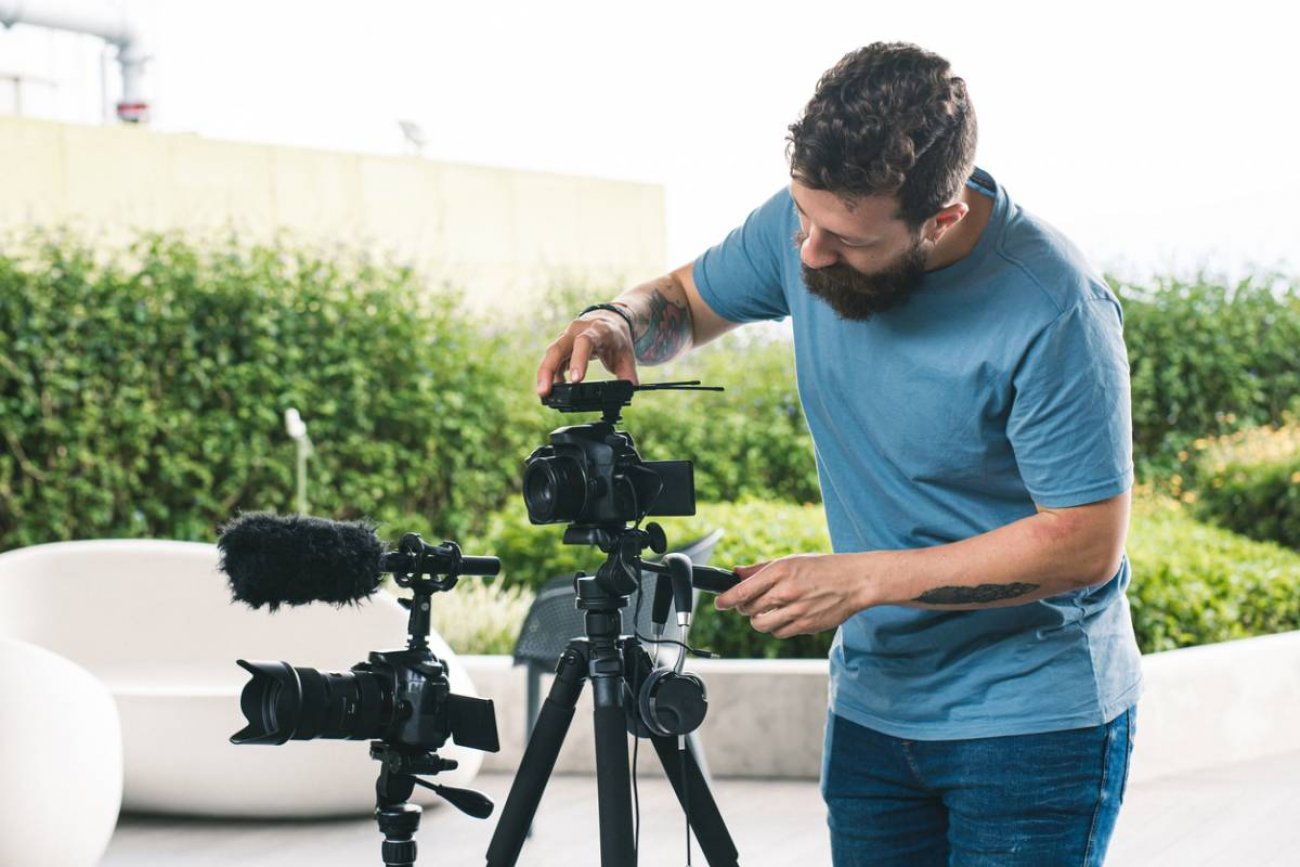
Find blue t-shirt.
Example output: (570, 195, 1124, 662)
(693, 169, 1142, 739)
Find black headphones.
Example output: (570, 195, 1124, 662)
(636, 553, 709, 738)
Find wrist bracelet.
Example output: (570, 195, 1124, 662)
(579, 303, 635, 336)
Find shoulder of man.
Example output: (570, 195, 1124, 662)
(994, 204, 1118, 318)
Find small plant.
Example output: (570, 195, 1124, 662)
(427, 578, 534, 656)
(1186, 420, 1300, 550)
(1127, 492, 1300, 653)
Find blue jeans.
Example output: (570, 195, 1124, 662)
(821, 707, 1136, 866)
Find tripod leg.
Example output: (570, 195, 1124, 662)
(486, 643, 588, 867)
(581, 593, 637, 867)
(592, 666, 636, 866)
(649, 733, 740, 866)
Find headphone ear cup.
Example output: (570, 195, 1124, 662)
(637, 667, 671, 738)
(638, 669, 708, 738)
(623, 678, 653, 738)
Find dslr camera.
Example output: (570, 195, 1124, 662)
(523, 380, 715, 539)
(217, 518, 502, 860)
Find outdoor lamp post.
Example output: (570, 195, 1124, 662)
(285, 408, 313, 514)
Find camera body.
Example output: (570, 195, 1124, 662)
(523, 422, 694, 528)
(523, 380, 710, 532)
(233, 647, 497, 753)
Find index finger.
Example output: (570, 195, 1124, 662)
(567, 333, 595, 385)
(536, 339, 574, 396)
(715, 563, 776, 610)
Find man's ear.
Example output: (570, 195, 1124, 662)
(926, 201, 970, 243)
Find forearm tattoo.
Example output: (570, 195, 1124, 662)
(912, 582, 1040, 606)
(632, 285, 692, 364)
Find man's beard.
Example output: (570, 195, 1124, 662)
(800, 237, 929, 321)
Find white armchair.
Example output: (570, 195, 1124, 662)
(0, 636, 123, 867)
(0, 539, 487, 817)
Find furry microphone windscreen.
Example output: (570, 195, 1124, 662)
(217, 512, 385, 611)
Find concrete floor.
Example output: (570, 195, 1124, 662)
(103, 749, 1300, 866)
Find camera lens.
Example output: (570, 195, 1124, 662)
(231, 659, 390, 745)
(523, 454, 588, 523)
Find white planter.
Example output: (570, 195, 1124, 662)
(464, 629, 1300, 782)
(1129, 630, 1300, 784)
(463, 654, 829, 778)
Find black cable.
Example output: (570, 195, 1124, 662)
(632, 631, 716, 660)
(632, 733, 641, 861)
(632, 579, 644, 862)
(629, 507, 715, 865)
(681, 741, 693, 866)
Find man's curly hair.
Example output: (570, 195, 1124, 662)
(787, 42, 977, 229)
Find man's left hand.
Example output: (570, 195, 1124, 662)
(714, 554, 870, 639)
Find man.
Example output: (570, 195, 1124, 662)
(535, 42, 1139, 866)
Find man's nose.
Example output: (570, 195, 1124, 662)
(799, 227, 838, 270)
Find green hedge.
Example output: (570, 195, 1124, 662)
(0, 231, 536, 548)
(1113, 275, 1300, 473)
(1127, 493, 1300, 653)
(1186, 422, 1300, 551)
(7, 228, 1300, 550)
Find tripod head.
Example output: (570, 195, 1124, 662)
(582, 521, 741, 602)
(373, 740, 494, 867)
(589, 522, 668, 597)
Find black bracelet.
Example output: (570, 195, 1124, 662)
(579, 303, 635, 336)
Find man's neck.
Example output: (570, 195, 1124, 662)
(926, 184, 994, 272)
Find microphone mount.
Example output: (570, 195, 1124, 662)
(385, 535, 477, 593)
(382, 534, 501, 653)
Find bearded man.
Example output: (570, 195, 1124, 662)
(536, 41, 1140, 867)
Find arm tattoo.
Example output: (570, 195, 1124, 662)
(912, 583, 1040, 606)
(632, 286, 692, 364)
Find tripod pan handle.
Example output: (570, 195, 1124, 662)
(691, 565, 741, 594)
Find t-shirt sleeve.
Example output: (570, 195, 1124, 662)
(1007, 296, 1134, 508)
(691, 188, 793, 323)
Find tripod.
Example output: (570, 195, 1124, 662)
(485, 525, 740, 867)
(368, 537, 500, 866)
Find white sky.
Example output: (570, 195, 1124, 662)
(2, 0, 1297, 280)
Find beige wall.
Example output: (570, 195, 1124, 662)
(0, 116, 666, 309)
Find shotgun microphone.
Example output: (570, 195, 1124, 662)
(217, 512, 499, 611)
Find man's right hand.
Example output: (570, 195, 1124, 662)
(535, 309, 640, 396)
(534, 265, 736, 397)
